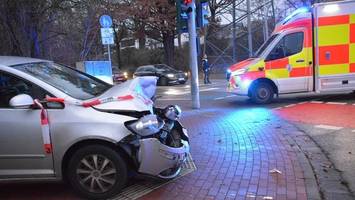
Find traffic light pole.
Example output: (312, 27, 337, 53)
(188, 0, 200, 109)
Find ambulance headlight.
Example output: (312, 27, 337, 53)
(241, 79, 252, 88)
(231, 68, 248, 76)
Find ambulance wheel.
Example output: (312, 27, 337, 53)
(67, 145, 127, 200)
(250, 82, 274, 104)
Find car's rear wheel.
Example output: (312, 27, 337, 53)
(250, 82, 274, 104)
(67, 145, 127, 200)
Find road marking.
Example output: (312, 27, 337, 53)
(315, 124, 343, 130)
(310, 101, 324, 104)
(297, 101, 308, 104)
(225, 95, 237, 98)
(214, 97, 225, 100)
(200, 87, 219, 92)
(284, 104, 296, 108)
(158, 98, 191, 101)
(325, 102, 347, 105)
(352, 130, 355, 133)
(272, 107, 283, 110)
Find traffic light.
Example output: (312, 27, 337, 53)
(176, 0, 191, 33)
(197, 0, 209, 27)
(201, 1, 209, 26)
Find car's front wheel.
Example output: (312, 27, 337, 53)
(158, 77, 169, 86)
(67, 145, 127, 200)
(250, 82, 274, 104)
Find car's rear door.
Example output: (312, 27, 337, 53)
(0, 71, 54, 178)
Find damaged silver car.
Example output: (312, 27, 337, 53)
(0, 56, 190, 199)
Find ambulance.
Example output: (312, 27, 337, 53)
(227, 0, 355, 104)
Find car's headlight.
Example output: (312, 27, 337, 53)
(184, 72, 188, 76)
(167, 74, 175, 78)
(128, 114, 164, 137)
(123, 72, 128, 77)
(231, 68, 248, 76)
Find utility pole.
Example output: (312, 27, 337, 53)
(188, 0, 200, 109)
(247, 0, 253, 57)
(263, 0, 269, 41)
(232, 0, 237, 62)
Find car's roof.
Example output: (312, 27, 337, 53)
(0, 56, 50, 66)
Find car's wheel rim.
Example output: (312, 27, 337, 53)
(258, 87, 269, 99)
(76, 154, 117, 193)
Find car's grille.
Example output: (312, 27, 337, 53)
(176, 73, 185, 78)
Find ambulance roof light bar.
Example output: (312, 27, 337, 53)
(281, 7, 310, 25)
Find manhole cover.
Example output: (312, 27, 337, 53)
(112, 154, 196, 200)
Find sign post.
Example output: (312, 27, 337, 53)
(99, 15, 114, 62)
(187, 0, 200, 109)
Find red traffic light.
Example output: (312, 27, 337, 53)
(183, 0, 192, 5)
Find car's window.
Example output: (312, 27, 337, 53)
(136, 67, 145, 72)
(13, 62, 111, 100)
(144, 66, 156, 72)
(266, 32, 304, 61)
(155, 64, 176, 72)
(254, 34, 279, 57)
(0, 71, 49, 108)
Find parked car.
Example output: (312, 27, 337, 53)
(0, 56, 190, 199)
(133, 64, 188, 86)
(112, 68, 128, 83)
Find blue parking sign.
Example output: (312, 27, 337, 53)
(99, 15, 112, 28)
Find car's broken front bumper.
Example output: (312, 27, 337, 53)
(137, 138, 190, 178)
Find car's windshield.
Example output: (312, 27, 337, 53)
(13, 62, 112, 100)
(155, 64, 176, 73)
(254, 34, 279, 57)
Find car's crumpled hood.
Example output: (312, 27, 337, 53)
(93, 76, 157, 112)
(229, 58, 260, 72)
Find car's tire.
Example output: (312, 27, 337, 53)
(250, 82, 274, 104)
(67, 145, 127, 200)
(159, 77, 169, 86)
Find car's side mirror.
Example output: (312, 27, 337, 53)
(9, 94, 34, 109)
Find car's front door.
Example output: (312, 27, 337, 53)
(265, 29, 312, 93)
(0, 71, 54, 178)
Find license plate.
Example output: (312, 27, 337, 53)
(179, 78, 185, 81)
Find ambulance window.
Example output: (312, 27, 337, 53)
(284, 32, 304, 56)
(266, 32, 304, 61)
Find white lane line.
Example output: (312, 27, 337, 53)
(352, 104, 355, 106)
(325, 102, 347, 105)
(352, 130, 355, 133)
(214, 97, 225, 100)
(200, 87, 220, 92)
(297, 101, 309, 104)
(272, 107, 283, 110)
(310, 101, 324, 104)
(214, 94, 237, 100)
(284, 104, 296, 108)
(315, 124, 343, 130)
(158, 98, 191, 101)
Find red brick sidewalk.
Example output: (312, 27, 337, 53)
(275, 102, 355, 129)
(140, 108, 309, 200)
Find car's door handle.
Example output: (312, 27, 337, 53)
(296, 59, 305, 63)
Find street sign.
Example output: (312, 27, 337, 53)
(99, 15, 113, 28)
(100, 28, 114, 45)
(102, 37, 114, 45)
(100, 28, 114, 38)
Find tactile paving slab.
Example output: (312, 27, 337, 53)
(112, 153, 196, 200)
